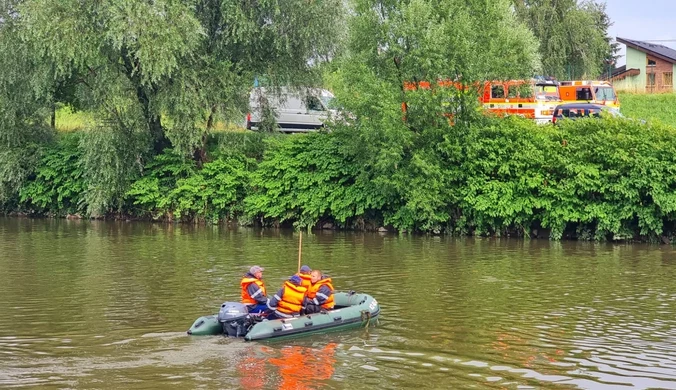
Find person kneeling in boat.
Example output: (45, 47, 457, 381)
(241, 265, 268, 314)
(266, 275, 308, 320)
(295, 265, 313, 289)
(303, 269, 334, 314)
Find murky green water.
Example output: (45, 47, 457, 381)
(1, 218, 676, 389)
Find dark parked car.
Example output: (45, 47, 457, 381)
(552, 103, 621, 124)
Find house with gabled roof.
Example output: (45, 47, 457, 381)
(610, 38, 675, 93)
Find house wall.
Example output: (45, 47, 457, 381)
(645, 55, 674, 92)
(615, 47, 676, 92)
(614, 47, 646, 92)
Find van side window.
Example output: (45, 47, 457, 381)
(305, 96, 325, 111)
(491, 85, 505, 99)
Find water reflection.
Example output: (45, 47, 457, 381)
(237, 343, 338, 389)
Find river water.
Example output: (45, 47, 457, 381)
(1, 218, 676, 389)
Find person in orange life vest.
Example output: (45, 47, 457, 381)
(295, 265, 313, 289)
(266, 275, 308, 320)
(240, 265, 268, 314)
(303, 269, 334, 314)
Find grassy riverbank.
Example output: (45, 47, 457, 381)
(54, 105, 243, 133)
(618, 92, 676, 126)
(53, 92, 676, 132)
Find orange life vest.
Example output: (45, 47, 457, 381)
(307, 278, 334, 309)
(296, 272, 312, 289)
(241, 276, 266, 305)
(276, 281, 307, 315)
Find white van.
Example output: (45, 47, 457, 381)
(245, 87, 336, 133)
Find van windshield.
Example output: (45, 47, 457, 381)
(320, 95, 335, 110)
(534, 84, 560, 101)
(594, 86, 616, 101)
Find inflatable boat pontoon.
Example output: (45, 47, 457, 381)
(187, 291, 380, 341)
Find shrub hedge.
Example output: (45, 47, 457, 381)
(6, 116, 676, 241)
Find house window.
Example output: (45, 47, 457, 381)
(665, 72, 673, 87)
(647, 73, 656, 88)
(648, 59, 656, 67)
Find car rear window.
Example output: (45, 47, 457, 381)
(555, 107, 603, 118)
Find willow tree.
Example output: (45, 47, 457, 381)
(512, 0, 612, 79)
(0, 1, 56, 204)
(7, 0, 343, 214)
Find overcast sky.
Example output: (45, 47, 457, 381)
(605, 0, 676, 65)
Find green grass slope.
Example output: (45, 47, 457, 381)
(619, 92, 676, 127)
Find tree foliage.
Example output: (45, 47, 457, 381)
(512, 0, 613, 79)
(0, 1, 56, 204)
(339, 0, 540, 125)
(5, 0, 344, 214)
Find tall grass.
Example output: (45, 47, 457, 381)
(54, 105, 94, 132)
(619, 92, 676, 127)
(54, 106, 245, 132)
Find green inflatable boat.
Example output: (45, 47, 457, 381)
(187, 291, 380, 341)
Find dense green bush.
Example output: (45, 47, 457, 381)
(245, 131, 386, 229)
(18, 132, 85, 216)
(457, 117, 557, 236)
(7, 115, 676, 241)
(126, 148, 254, 223)
(123, 132, 271, 222)
(544, 116, 676, 240)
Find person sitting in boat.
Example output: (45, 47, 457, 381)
(241, 265, 268, 314)
(303, 269, 334, 314)
(295, 265, 313, 289)
(266, 275, 308, 320)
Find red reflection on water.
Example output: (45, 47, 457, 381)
(237, 343, 338, 389)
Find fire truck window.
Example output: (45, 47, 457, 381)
(595, 87, 616, 101)
(518, 84, 534, 98)
(576, 88, 592, 101)
(491, 85, 505, 99)
(507, 85, 518, 98)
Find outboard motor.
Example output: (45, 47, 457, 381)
(217, 302, 252, 337)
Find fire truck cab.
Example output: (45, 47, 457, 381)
(558, 80, 620, 112)
(479, 79, 560, 124)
